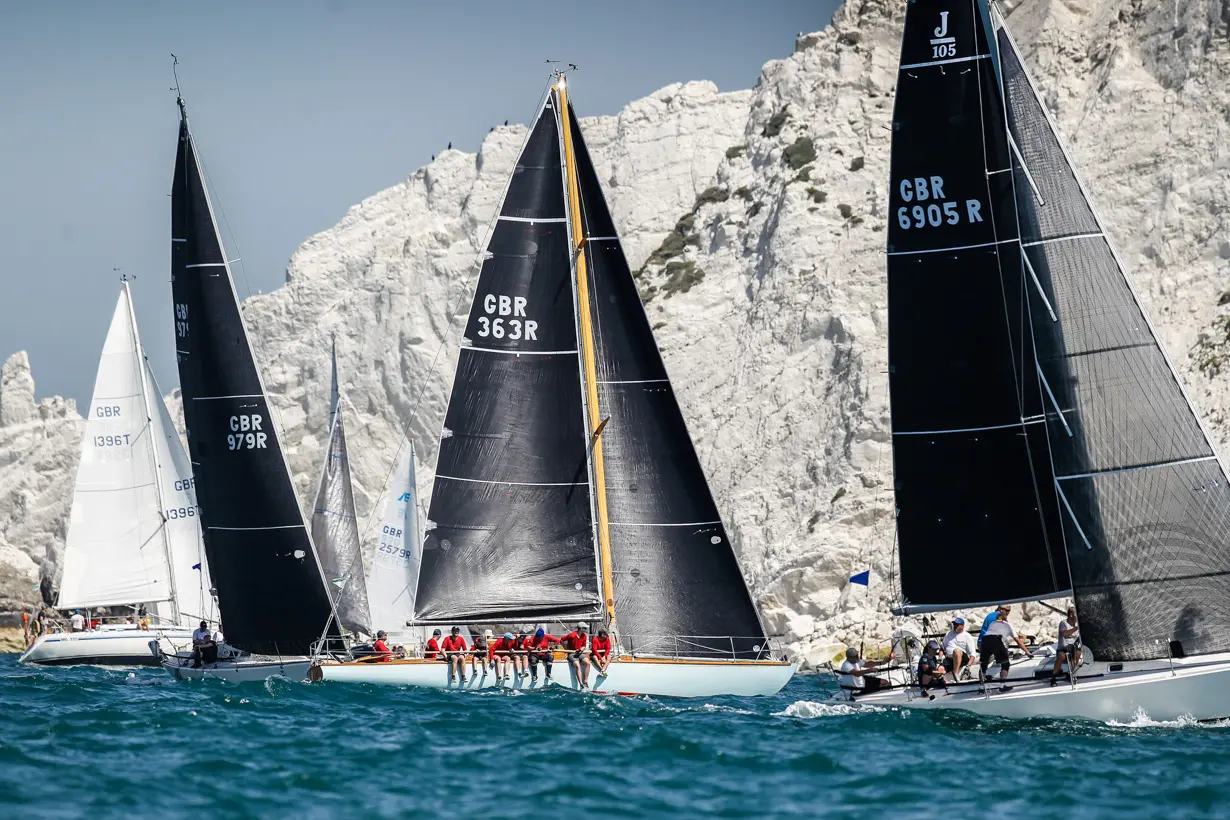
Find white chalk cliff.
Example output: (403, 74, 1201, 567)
(3, 0, 1229, 665)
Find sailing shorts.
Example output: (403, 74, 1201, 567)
(980, 635, 1010, 671)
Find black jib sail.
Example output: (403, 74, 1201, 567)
(413, 93, 601, 623)
(171, 100, 338, 656)
(562, 98, 770, 658)
(886, 0, 1070, 612)
(996, 17, 1230, 661)
(310, 346, 373, 637)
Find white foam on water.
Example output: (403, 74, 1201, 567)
(775, 700, 884, 719)
(1106, 707, 1230, 729)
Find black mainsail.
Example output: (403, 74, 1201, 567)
(310, 345, 372, 637)
(171, 100, 337, 656)
(994, 15, 1230, 661)
(887, 0, 1069, 612)
(413, 93, 600, 623)
(562, 99, 770, 658)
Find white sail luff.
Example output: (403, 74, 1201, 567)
(57, 291, 175, 611)
(145, 360, 217, 625)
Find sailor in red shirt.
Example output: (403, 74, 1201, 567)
(489, 632, 518, 682)
(441, 626, 469, 683)
(590, 627, 613, 678)
(371, 630, 394, 662)
(527, 627, 560, 684)
(424, 628, 442, 660)
(512, 631, 531, 680)
(560, 623, 591, 690)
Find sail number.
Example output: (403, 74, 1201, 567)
(175, 303, 189, 339)
(227, 414, 267, 450)
(166, 506, 202, 519)
(895, 176, 983, 230)
(93, 434, 131, 447)
(476, 293, 537, 341)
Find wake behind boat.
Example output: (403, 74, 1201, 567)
(20, 282, 215, 667)
(312, 74, 793, 696)
(154, 91, 341, 682)
(827, 0, 1230, 722)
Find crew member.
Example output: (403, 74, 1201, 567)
(839, 647, 889, 694)
(472, 630, 493, 678)
(979, 605, 1010, 647)
(424, 628, 442, 660)
(590, 628, 613, 677)
(942, 618, 977, 681)
(527, 627, 559, 684)
(441, 626, 468, 683)
(1052, 606, 1081, 684)
(512, 631, 531, 679)
(69, 610, 85, 632)
(490, 632, 517, 681)
(560, 623, 591, 689)
(917, 640, 948, 689)
(191, 620, 217, 668)
(980, 608, 1031, 689)
(372, 630, 394, 662)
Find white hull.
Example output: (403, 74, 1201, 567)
(312, 656, 795, 697)
(19, 626, 194, 667)
(842, 653, 1230, 722)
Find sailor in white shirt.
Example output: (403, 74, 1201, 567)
(941, 618, 977, 681)
(1051, 606, 1082, 684)
(978, 609, 1032, 689)
(191, 620, 217, 668)
(69, 611, 85, 632)
(838, 647, 889, 694)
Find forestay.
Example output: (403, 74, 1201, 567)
(310, 348, 372, 637)
(886, 0, 1069, 613)
(563, 101, 769, 658)
(413, 94, 601, 623)
(996, 17, 1230, 661)
(171, 101, 337, 656)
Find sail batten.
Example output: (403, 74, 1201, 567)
(171, 106, 337, 655)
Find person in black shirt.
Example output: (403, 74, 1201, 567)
(917, 641, 948, 689)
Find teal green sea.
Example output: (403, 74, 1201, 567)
(1, 655, 1227, 818)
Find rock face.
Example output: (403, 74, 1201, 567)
(0, 353, 79, 608)
(2, 0, 1229, 662)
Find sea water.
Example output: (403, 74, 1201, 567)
(1, 655, 1227, 818)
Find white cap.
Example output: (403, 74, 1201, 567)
(483, 629, 494, 639)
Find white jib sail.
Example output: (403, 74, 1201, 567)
(57, 290, 176, 613)
(366, 441, 422, 640)
(144, 360, 217, 625)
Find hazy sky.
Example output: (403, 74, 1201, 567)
(0, 1, 839, 406)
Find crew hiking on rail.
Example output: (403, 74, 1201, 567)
(365, 622, 614, 687)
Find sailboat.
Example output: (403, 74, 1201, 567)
(310, 342, 373, 640)
(20, 283, 216, 666)
(157, 93, 339, 682)
(311, 75, 794, 697)
(832, 0, 1230, 721)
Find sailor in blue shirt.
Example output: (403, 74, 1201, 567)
(979, 605, 1010, 647)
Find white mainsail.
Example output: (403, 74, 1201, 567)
(366, 441, 421, 639)
(56, 285, 213, 627)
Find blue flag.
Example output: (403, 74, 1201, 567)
(849, 570, 870, 586)
(192, 563, 201, 570)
